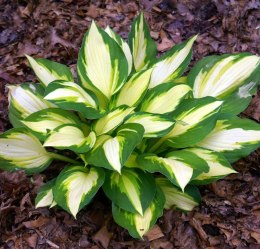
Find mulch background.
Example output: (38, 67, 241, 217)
(0, 0, 260, 248)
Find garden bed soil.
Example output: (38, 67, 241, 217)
(0, 1, 260, 248)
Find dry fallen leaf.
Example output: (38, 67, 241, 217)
(93, 225, 112, 249)
(24, 233, 38, 248)
(87, 5, 100, 19)
(157, 30, 174, 52)
(23, 216, 50, 229)
(145, 224, 164, 241)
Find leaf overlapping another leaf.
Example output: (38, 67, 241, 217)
(1, 12, 260, 239)
(26, 55, 73, 86)
(8, 83, 55, 127)
(77, 21, 128, 107)
(88, 123, 144, 173)
(0, 128, 53, 174)
(103, 168, 156, 215)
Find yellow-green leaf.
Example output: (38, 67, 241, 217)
(149, 36, 197, 89)
(53, 166, 105, 218)
(128, 13, 157, 71)
(0, 128, 52, 174)
(77, 21, 128, 105)
(26, 55, 73, 87)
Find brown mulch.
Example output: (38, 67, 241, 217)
(0, 0, 260, 248)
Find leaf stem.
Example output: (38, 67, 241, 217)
(148, 137, 167, 153)
(48, 152, 79, 164)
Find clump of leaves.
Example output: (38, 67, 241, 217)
(1, 13, 260, 238)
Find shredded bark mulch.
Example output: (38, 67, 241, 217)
(0, 1, 260, 248)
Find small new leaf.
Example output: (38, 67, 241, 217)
(129, 13, 157, 71)
(105, 26, 133, 75)
(35, 179, 56, 208)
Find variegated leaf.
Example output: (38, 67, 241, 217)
(105, 26, 133, 75)
(197, 117, 260, 163)
(53, 166, 105, 218)
(44, 80, 102, 119)
(112, 187, 165, 239)
(128, 13, 157, 71)
(185, 148, 236, 184)
(114, 68, 153, 108)
(26, 55, 73, 86)
(103, 168, 156, 215)
(220, 81, 258, 115)
(140, 83, 192, 114)
(22, 108, 82, 141)
(93, 106, 134, 135)
(174, 76, 187, 84)
(124, 152, 142, 169)
(87, 123, 144, 173)
(77, 21, 128, 106)
(137, 150, 209, 191)
(162, 97, 223, 148)
(149, 36, 197, 89)
(125, 112, 175, 138)
(0, 128, 52, 174)
(8, 83, 55, 127)
(44, 124, 96, 153)
(35, 179, 56, 208)
(156, 177, 201, 211)
(191, 53, 260, 99)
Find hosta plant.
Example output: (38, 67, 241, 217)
(1, 13, 260, 239)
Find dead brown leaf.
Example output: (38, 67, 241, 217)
(23, 216, 50, 229)
(145, 224, 164, 241)
(87, 5, 100, 19)
(93, 225, 112, 249)
(24, 233, 38, 248)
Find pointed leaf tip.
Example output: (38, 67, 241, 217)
(197, 117, 260, 162)
(112, 187, 165, 239)
(149, 35, 197, 89)
(26, 55, 73, 86)
(53, 166, 105, 218)
(0, 128, 52, 174)
(103, 168, 156, 215)
(129, 12, 157, 71)
(88, 123, 144, 173)
(77, 20, 128, 102)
